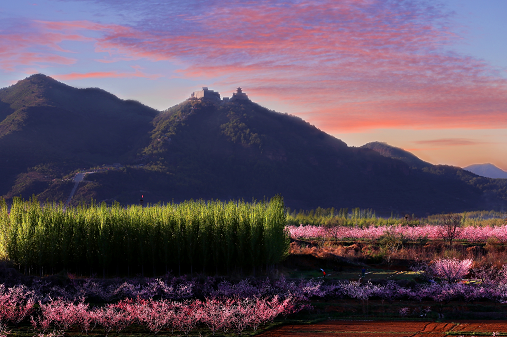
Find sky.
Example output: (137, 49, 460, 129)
(1, 0, 507, 171)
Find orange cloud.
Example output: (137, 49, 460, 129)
(413, 139, 495, 147)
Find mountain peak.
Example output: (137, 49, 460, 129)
(361, 141, 432, 169)
(20, 73, 62, 88)
(0, 74, 158, 194)
(0, 74, 63, 110)
(464, 163, 507, 179)
(25, 73, 56, 81)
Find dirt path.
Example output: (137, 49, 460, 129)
(259, 321, 507, 336)
(65, 172, 94, 207)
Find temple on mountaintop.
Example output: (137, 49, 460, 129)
(189, 87, 250, 103)
(231, 87, 249, 101)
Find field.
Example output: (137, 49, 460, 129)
(0, 199, 507, 336)
(260, 321, 507, 336)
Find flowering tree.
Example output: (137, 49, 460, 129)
(199, 298, 232, 335)
(0, 285, 34, 327)
(10, 272, 507, 335)
(438, 214, 463, 246)
(172, 301, 202, 336)
(287, 224, 507, 242)
(430, 258, 473, 282)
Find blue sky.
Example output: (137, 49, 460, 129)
(1, 0, 507, 170)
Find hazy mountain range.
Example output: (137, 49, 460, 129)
(464, 164, 507, 179)
(1, 74, 506, 215)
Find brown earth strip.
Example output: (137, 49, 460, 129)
(259, 321, 507, 337)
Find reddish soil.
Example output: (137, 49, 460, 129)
(259, 320, 507, 336)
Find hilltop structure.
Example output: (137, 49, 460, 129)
(230, 87, 249, 101)
(190, 87, 221, 102)
(189, 87, 250, 103)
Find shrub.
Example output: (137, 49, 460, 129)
(437, 214, 463, 246)
(429, 258, 473, 282)
(485, 236, 502, 252)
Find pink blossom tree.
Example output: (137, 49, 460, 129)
(430, 258, 473, 282)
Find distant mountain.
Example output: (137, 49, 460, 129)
(464, 163, 507, 179)
(1, 75, 507, 215)
(361, 142, 432, 169)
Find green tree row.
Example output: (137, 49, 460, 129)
(286, 207, 417, 227)
(0, 196, 289, 277)
(287, 207, 506, 228)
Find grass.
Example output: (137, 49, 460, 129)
(286, 267, 423, 281)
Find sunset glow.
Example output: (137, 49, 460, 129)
(1, 0, 506, 170)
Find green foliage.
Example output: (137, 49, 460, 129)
(0, 196, 289, 275)
(426, 210, 507, 227)
(220, 108, 262, 147)
(378, 231, 406, 250)
(287, 207, 506, 228)
(377, 230, 407, 266)
(286, 207, 419, 227)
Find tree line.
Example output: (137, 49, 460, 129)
(0, 196, 289, 277)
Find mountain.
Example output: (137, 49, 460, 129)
(64, 96, 505, 215)
(1, 75, 507, 215)
(0, 74, 158, 197)
(361, 142, 432, 169)
(464, 164, 507, 179)
(362, 142, 507, 212)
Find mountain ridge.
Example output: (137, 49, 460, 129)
(0, 74, 158, 196)
(1, 74, 506, 215)
(361, 141, 432, 169)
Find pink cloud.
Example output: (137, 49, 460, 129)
(53, 68, 161, 80)
(3, 0, 507, 132)
(0, 20, 94, 71)
(117, 1, 503, 132)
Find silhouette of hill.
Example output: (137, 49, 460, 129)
(0, 74, 158, 197)
(361, 142, 432, 169)
(361, 142, 507, 212)
(1, 75, 506, 215)
(464, 163, 507, 179)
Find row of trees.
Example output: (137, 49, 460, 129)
(287, 207, 506, 228)
(288, 214, 507, 244)
(0, 196, 290, 277)
(287, 207, 419, 227)
(0, 283, 300, 336)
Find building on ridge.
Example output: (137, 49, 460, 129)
(188, 87, 250, 103)
(230, 87, 249, 101)
(190, 87, 221, 102)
